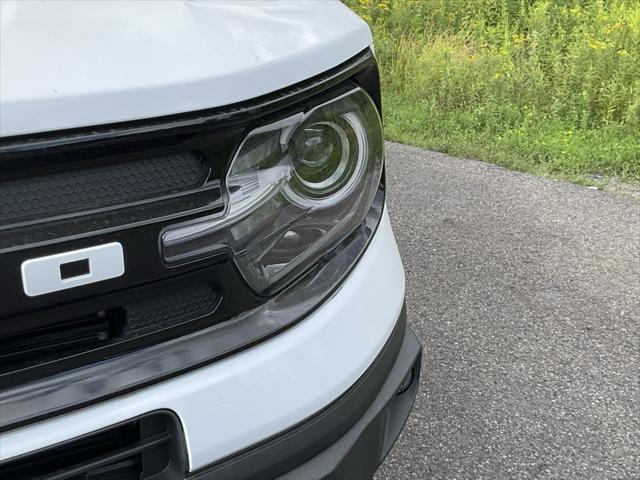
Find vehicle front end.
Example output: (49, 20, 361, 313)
(0, 1, 421, 478)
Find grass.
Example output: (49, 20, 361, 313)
(344, 0, 640, 185)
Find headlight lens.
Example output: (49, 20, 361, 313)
(161, 86, 383, 294)
(291, 119, 359, 198)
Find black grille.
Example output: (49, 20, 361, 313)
(0, 412, 185, 480)
(0, 49, 376, 432)
(0, 280, 222, 380)
(0, 152, 209, 227)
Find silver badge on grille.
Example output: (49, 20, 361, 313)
(21, 242, 125, 297)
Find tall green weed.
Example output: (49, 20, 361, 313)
(345, 0, 640, 182)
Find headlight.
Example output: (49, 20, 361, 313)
(161, 86, 383, 294)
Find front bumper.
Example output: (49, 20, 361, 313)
(192, 305, 422, 480)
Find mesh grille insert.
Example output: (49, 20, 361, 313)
(0, 152, 209, 226)
(125, 281, 222, 335)
(0, 281, 221, 379)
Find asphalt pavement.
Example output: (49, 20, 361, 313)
(375, 142, 640, 480)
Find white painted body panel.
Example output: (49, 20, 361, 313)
(0, 209, 405, 470)
(0, 0, 371, 137)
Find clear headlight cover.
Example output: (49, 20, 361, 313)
(161, 87, 383, 294)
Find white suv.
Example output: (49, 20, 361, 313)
(0, 1, 421, 478)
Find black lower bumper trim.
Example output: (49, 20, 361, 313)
(189, 303, 422, 480)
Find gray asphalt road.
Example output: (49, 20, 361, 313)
(376, 143, 640, 480)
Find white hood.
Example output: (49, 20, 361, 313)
(0, 0, 371, 137)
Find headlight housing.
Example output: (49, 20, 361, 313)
(162, 86, 383, 294)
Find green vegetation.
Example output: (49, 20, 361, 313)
(344, 0, 640, 184)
